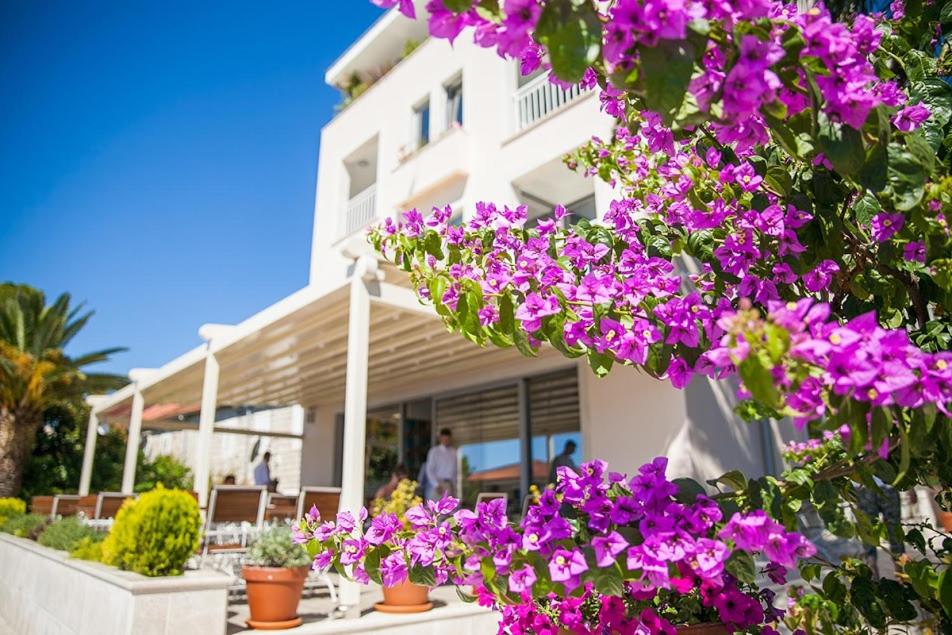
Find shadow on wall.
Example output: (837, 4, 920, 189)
(664, 375, 793, 484)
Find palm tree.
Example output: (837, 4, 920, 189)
(0, 283, 126, 497)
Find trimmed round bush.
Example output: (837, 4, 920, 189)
(37, 517, 101, 552)
(101, 486, 201, 577)
(2, 513, 47, 538)
(0, 498, 26, 526)
(70, 536, 104, 562)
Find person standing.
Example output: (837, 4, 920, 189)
(253, 451, 272, 487)
(425, 428, 457, 500)
(548, 440, 578, 484)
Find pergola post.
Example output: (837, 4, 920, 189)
(194, 349, 220, 508)
(78, 408, 99, 496)
(120, 387, 145, 494)
(338, 258, 373, 613)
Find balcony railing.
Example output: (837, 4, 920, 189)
(513, 73, 584, 132)
(343, 184, 377, 236)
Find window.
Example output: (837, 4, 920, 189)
(412, 99, 430, 150)
(445, 76, 463, 128)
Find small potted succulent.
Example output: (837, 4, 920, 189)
(369, 478, 432, 613)
(242, 524, 312, 630)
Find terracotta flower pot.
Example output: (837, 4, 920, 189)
(375, 579, 433, 614)
(242, 565, 309, 630)
(938, 510, 952, 532)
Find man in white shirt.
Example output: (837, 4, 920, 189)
(253, 451, 271, 488)
(424, 428, 457, 500)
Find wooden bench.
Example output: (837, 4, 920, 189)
(52, 495, 82, 517)
(202, 486, 267, 558)
(296, 486, 341, 522)
(264, 493, 298, 522)
(30, 496, 54, 517)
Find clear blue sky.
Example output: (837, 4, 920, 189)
(0, 2, 385, 375)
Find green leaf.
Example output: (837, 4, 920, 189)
(534, 1, 602, 84)
(638, 39, 697, 124)
(707, 469, 748, 492)
(851, 577, 887, 629)
(443, 0, 474, 12)
(587, 347, 614, 377)
(878, 579, 918, 622)
(737, 353, 780, 408)
(822, 572, 847, 603)
(479, 557, 496, 584)
(673, 478, 706, 504)
(455, 585, 477, 603)
(858, 137, 888, 192)
(886, 146, 927, 211)
(724, 550, 756, 584)
(939, 567, 952, 618)
(904, 559, 938, 600)
(408, 565, 436, 587)
(764, 165, 792, 197)
(424, 232, 444, 260)
(853, 191, 882, 225)
(818, 122, 865, 176)
(593, 566, 625, 597)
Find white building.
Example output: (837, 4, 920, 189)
(78, 0, 786, 608)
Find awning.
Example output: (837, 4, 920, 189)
(92, 274, 547, 427)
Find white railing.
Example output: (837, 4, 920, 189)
(343, 184, 377, 236)
(513, 73, 584, 132)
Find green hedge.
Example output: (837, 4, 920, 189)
(70, 536, 104, 562)
(37, 517, 102, 552)
(2, 513, 47, 539)
(101, 486, 201, 577)
(0, 498, 26, 527)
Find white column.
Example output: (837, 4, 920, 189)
(338, 261, 373, 612)
(121, 388, 145, 494)
(78, 409, 99, 496)
(194, 350, 220, 508)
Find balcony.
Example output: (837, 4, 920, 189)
(343, 184, 377, 236)
(513, 73, 584, 132)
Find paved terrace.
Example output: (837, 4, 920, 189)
(227, 583, 498, 635)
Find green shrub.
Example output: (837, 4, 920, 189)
(70, 536, 104, 562)
(2, 513, 48, 538)
(101, 486, 201, 577)
(0, 497, 26, 526)
(37, 517, 102, 552)
(245, 525, 311, 569)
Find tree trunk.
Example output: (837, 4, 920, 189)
(0, 406, 40, 498)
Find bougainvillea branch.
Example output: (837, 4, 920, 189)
(350, 0, 952, 631)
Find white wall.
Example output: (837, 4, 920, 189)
(310, 33, 613, 291)
(579, 364, 780, 484)
(142, 406, 304, 493)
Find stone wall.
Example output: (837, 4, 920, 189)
(0, 533, 231, 635)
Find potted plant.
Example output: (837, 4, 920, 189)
(369, 478, 432, 613)
(299, 457, 812, 633)
(242, 525, 312, 630)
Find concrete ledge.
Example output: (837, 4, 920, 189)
(0, 533, 232, 634)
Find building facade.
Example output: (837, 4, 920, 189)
(79, 0, 790, 583)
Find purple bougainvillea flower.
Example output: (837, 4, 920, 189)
(592, 531, 629, 567)
(892, 103, 930, 131)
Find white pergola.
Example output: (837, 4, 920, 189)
(78, 256, 540, 608)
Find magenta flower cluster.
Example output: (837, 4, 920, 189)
(297, 457, 814, 634)
(373, 190, 951, 429)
